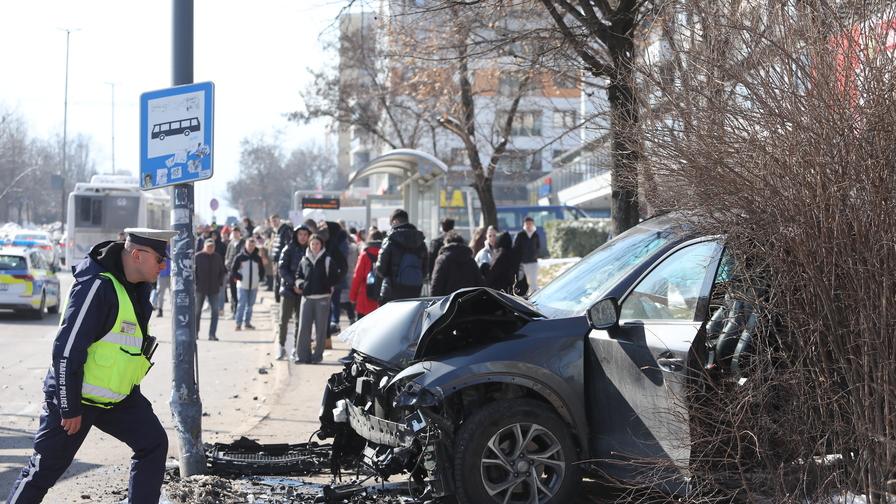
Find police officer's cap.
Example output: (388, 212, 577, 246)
(124, 228, 177, 258)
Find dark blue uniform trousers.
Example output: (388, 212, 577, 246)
(7, 390, 168, 504)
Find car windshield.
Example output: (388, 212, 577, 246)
(0, 255, 27, 270)
(530, 220, 682, 318)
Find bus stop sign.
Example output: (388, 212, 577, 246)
(139, 81, 214, 190)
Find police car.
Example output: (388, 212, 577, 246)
(0, 247, 61, 319)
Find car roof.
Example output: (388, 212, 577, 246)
(0, 246, 32, 257)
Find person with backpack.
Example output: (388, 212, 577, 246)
(349, 230, 384, 319)
(430, 231, 484, 296)
(375, 209, 428, 304)
(294, 234, 339, 364)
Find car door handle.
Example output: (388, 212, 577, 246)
(656, 357, 684, 372)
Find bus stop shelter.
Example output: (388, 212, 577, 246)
(346, 149, 447, 239)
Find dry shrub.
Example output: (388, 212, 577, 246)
(640, 0, 896, 501)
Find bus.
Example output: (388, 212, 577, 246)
(65, 175, 171, 266)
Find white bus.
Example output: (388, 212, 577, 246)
(65, 175, 171, 266)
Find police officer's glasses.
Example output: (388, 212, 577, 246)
(134, 247, 165, 265)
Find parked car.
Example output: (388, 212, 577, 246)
(0, 246, 62, 319)
(1, 230, 59, 267)
(318, 213, 747, 503)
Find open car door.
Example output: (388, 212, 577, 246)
(586, 239, 723, 493)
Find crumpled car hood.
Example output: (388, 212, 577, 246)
(340, 288, 544, 368)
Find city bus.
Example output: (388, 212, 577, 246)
(65, 175, 171, 266)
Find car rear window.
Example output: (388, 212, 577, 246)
(0, 255, 27, 270)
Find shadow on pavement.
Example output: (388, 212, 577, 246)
(0, 311, 60, 327)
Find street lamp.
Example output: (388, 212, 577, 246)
(106, 82, 116, 175)
(59, 27, 79, 224)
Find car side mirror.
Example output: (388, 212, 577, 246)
(587, 297, 619, 330)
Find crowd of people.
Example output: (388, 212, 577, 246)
(179, 209, 540, 362)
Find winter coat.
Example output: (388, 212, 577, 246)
(271, 223, 293, 263)
(513, 229, 540, 264)
(231, 247, 265, 290)
(349, 242, 381, 316)
(278, 227, 309, 299)
(486, 232, 519, 293)
(320, 221, 350, 286)
(195, 250, 228, 295)
(42, 241, 154, 419)
(475, 244, 498, 268)
(343, 239, 359, 291)
(428, 233, 446, 276)
(375, 222, 428, 303)
(224, 238, 245, 272)
(297, 248, 339, 298)
(431, 242, 484, 296)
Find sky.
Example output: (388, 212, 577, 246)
(0, 0, 349, 222)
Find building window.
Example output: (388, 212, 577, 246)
(497, 111, 542, 136)
(553, 110, 578, 130)
(499, 150, 542, 173)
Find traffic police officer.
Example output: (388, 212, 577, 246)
(7, 228, 175, 504)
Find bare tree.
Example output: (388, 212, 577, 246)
(537, 0, 654, 235)
(637, 0, 896, 501)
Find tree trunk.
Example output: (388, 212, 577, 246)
(475, 176, 497, 229)
(607, 49, 641, 237)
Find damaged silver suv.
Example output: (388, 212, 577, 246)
(318, 214, 741, 503)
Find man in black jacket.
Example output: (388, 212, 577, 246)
(427, 217, 457, 277)
(375, 209, 427, 303)
(269, 214, 293, 303)
(513, 216, 540, 294)
(277, 225, 310, 360)
(431, 231, 483, 296)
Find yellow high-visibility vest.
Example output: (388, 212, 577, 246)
(81, 272, 151, 408)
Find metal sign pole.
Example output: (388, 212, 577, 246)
(170, 0, 205, 477)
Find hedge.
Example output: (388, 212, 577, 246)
(544, 218, 610, 258)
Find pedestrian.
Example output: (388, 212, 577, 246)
(241, 216, 255, 237)
(339, 228, 360, 327)
(7, 228, 172, 504)
(277, 225, 311, 360)
(485, 231, 519, 294)
(231, 237, 265, 331)
(474, 225, 499, 276)
(210, 229, 228, 314)
(470, 226, 487, 256)
(427, 217, 457, 277)
(375, 209, 427, 303)
(430, 231, 484, 296)
(263, 227, 275, 291)
(349, 230, 384, 319)
(269, 214, 293, 304)
(149, 254, 170, 317)
(316, 221, 349, 335)
(254, 227, 273, 292)
(195, 225, 211, 251)
(195, 238, 227, 341)
(513, 216, 540, 294)
(224, 227, 245, 316)
(295, 234, 339, 363)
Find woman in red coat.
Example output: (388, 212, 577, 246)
(349, 230, 384, 318)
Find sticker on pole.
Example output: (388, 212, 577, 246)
(140, 81, 214, 190)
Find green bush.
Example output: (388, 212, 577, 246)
(545, 219, 610, 258)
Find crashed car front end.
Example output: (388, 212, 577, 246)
(317, 288, 586, 499)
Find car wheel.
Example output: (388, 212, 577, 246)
(30, 292, 46, 320)
(47, 298, 59, 315)
(453, 399, 581, 504)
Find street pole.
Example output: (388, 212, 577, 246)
(170, 0, 205, 477)
(60, 28, 74, 224)
(106, 82, 115, 175)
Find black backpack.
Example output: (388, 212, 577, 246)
(365, 251, 382, 299)
(394, 249, 424, 287)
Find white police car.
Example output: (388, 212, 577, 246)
(0, 247, 61, 319)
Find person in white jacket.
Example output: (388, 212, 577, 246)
(230, 238, 265, 330)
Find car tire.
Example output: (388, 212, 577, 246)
(30, 292, 46, 320)
(453, 399, 581, 504)
(47, 299, 59, 315)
